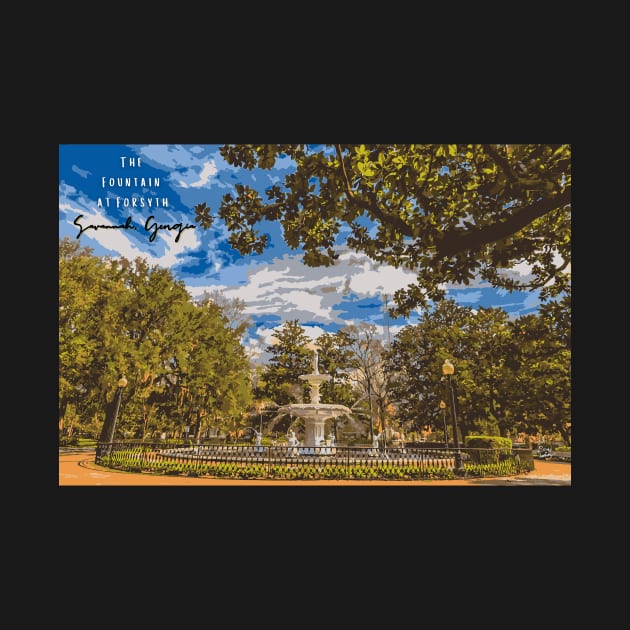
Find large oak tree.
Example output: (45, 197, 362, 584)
(195, 144, 570, 314)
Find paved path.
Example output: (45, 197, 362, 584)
(59, 450, 571, 486)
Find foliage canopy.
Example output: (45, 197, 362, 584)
(195, 144, 570, 314)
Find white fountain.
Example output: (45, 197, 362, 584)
(276, 343, 352, 450)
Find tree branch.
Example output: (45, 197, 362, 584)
(482, 144, 519, 184)
(414, 149, 441, 216)
(436, 188, 571, 258)
(333, 145, 415, 238)
(335, 144, 354, 198)
(503, 257, 571, 291)
(364, 190, 415, 237)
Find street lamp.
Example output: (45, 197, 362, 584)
(441, 360, 464, 474)
(439, 400, 449, 448)
(99, 375, 128, 446)
(258, 403, 264, 436)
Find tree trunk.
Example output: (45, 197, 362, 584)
(458, 417, 470, 443)
(142, 403, 150, 439)
(59, 397, 68, 432)
(99, 400, 115, 442)
(195, 410, 203, 441)
(367, 378, 374, 441)
(498, 416, 512, 438)
(558, 424, 571, 446)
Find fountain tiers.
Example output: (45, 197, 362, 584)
(276, 347, 352, 448)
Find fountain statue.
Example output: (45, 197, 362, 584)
(373, 431, 382, 449)
(275, 342, 353, 450)
(251, 428, 263, 453)
(287, 429, 300, 447)
(369, 430, 382, 455)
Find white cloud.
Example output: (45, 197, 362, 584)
(444, 277, 492, 290)
(186, 251, 419, 326)
(177, 161, 218, 189)
(342, 257, 417, 296)
(512, 261, 534, 276)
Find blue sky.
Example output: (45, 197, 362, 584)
(59, 144, 542, 362)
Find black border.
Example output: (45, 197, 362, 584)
(54, 97, 574, 553)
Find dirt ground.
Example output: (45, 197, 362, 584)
(58, 450, 571, 486)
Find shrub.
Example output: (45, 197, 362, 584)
(464, 435, 513, 451)
(513, 449, 535, 472)
(464, 436, 512, 465)
(464, 461, 519, 477)
(59, 435, 79, 447)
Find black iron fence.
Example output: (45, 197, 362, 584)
(95, 441, 534, 480)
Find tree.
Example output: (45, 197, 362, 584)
(384, 300, 468, 436)
(384, 300, 513, 439)
(59, 238, 130, 435)
(160, 296, 252, 441)
(198, 289, 251, 339)
(59, 239, 253, 440)
(194, 144, 570, 314)
(113, 258, 193, 438)
(343, 323, 390, 441)
(316, 330, 356, 407)
(442, 307, 513, 438)
(59, 238, 96, 432)
(261, 320, 312, 405)
(504, 295, 571, 444)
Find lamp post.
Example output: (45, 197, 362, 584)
(439, 400, 449, 448)
(441, 360, 464, 474)
(99, 375, 128, 447)
(258, 403, 264, 436)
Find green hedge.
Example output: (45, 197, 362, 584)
(464, 435, 513, 451)
(98, 445, 528, 480)
(512, 449, 534, 472)
(464, 461, 518, 477)
(464, 436, 513, 466)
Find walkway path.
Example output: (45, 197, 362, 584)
(59, 450, 571, 486)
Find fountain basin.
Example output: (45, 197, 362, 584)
(277, 403, 352, 448)
(277, 403, 352, 419)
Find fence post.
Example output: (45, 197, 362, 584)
(346, 446, 350, 480)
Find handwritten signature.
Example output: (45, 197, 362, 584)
(73, 215, 195, 243)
